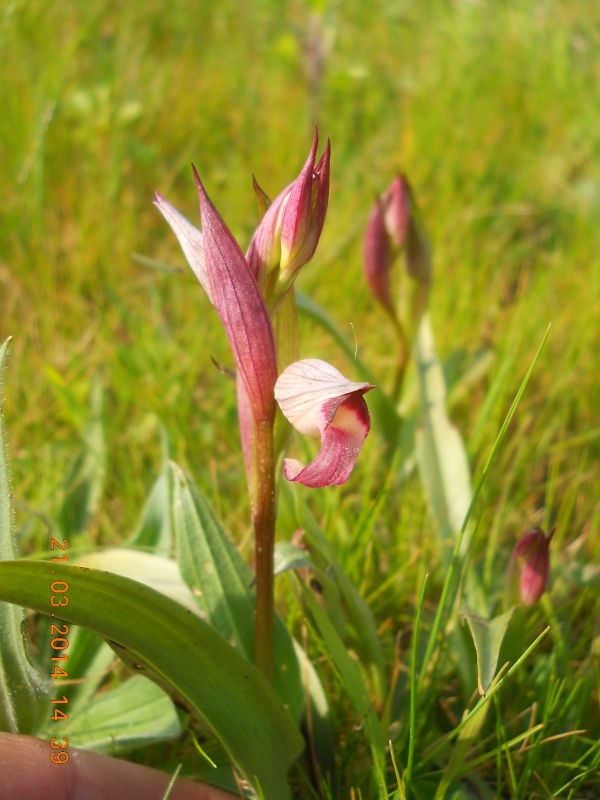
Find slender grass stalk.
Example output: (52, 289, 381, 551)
(419, 626, 550, 769)
(405, 573, 428, 789)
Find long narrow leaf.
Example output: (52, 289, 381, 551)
(0, 559, 304, 799)
(415, 315, 472, 559)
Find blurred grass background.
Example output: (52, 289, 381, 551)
(1, 0, 599, 789)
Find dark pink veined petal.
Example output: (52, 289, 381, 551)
(192, 167, 278, 423)
(279, 132, 330, 285)
(275, 359, 374, 488)
(246, 130, 330, 299)
(282, 393, 372, 487)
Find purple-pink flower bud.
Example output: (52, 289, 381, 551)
(247, 130, 330, 302)
(363, 174, 431, 317)
(382, 175, 411, 251)
(512, 527, 555, 606)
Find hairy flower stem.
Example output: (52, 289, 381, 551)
(252, 419, 277, 682)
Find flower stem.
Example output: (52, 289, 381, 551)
(390, 313, 410, 404)
(253, 419, 277, 682)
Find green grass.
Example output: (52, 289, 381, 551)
(1, 0, 599, 796)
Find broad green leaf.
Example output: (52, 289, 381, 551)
(0, 559, 304, 800)
(415, 315, 472, 558)
(462, 608, 516, 696)
(296, 291, 401, 446)
(40, 675, 181, 752)
(0, 339, 51, 734)
(129, 466, 173, 557)
(59, 374, 106, 536)
(73, 548, 199, 613)
(41, 626, 116, 714)
(171, 463, 305, 724)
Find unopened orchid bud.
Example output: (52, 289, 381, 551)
(363, 197, 395, 316)
(382, 175, 411, 251)
(511, 527, 555, 606)
(363, 174, 431, 318)
(247, 129, 330, 303)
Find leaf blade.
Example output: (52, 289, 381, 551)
(0, 559, 303, 799)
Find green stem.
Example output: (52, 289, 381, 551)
(253, 419, 277, 682)
(390, 312, 410, 404)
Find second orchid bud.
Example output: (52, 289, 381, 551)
(363, 174, 431, 317)
(247, 130, 330, 305)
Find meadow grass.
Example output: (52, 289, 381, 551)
(1, 0, 599, 796)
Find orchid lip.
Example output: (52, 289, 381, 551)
(275, 359, 374, 488)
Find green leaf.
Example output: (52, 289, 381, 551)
(462, 608, 516, 696)
(0, 559, 304, 799)
(171, 463, 305, 724)
(73, 548, 200, 613)
(415, 315, 473, 559)
(40, 675, 181, 752)
(292, 640, 337, 795)
(59, 374, 106, 536)
(274, 541, 313, 575)
(0, 339, 51, 734)
(42, 626, 116, 714)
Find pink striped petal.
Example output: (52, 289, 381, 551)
(153, 193, 210, 302)
(193, 168, 278, 424)
(275, 359, 374, 488)
(154, 173, 278, 425)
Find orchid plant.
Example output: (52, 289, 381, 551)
(155, 130, 373, 679)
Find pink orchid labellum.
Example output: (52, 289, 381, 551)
(275, 359, 374, 488)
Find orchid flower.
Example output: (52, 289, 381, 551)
(153, 141, 368, 678)
(247, 129, 330, 306)
(155, 170, 281, 678)
(275, 359, 374, 488)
